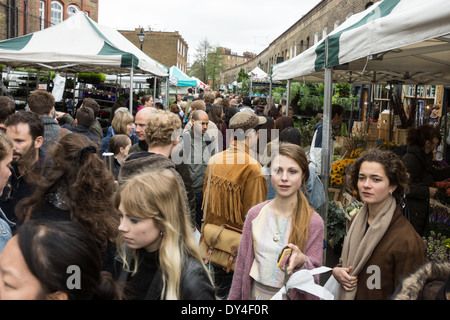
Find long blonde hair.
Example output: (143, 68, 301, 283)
(272, 142, 312, 251)
(114, 169, 212, 300)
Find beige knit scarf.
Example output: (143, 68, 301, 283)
(338, 194, 397, 300)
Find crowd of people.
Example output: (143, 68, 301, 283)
(0, 88, 447, 301)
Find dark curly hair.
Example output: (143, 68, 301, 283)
(347, 149, 409, 203)
(16, 133, 118, 249)
(406, 124, 440, 150)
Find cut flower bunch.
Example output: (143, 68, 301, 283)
(330, 148, 364, 187)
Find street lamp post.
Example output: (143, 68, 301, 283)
(137, 27, 146, 51)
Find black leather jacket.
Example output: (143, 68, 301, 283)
(117, 251, 216, 300)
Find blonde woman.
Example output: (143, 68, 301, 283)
(102, 109, 137, 153)
(108, 134, 132, 180)
(115, 169, 216, 300)
(228, 142, 324, 300)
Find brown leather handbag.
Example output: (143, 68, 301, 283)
(199, 223, 241, 273)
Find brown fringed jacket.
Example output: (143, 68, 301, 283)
(202, 141, 267, 230)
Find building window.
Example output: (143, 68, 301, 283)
(51, 2, 63, 25)
(39, 1, 45, 30)
(322, 27, 328, 39)
(334, 20, 340, 29)
(68, 5, 80, 18)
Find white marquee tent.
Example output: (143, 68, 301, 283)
(272, 0, 450, 221)
(0, 11, 169, 111)
(273, 0, 450, 85)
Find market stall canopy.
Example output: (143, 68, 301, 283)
(248, 66, 268, 79)
(191, 76, 208, 89)
(169, 66, 197, 87)
(0, 11, 168, 77)
(272, 0, 450, 85)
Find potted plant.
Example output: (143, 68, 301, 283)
(327, 201, 347, 256)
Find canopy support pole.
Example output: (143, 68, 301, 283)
(320, 66, 333, 266)
(153, 77, 157, 101)
(286, 79, 291, 116)
(321, 67, 333, 199)
(268, 72, 273, 108)
(165, 77, 169, 110)
(129, 62, 134, 114)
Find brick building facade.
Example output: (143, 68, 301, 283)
(0, 0, 98, 40)
(120, 28, 188, 74)
(220, 0, 379, 84)
(218, 47, 255, 70)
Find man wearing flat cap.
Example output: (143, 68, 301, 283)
(201, 110, 267, 298)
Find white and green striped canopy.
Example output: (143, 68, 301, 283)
(273, 0, 450, 85)
(0, 12, 168, 77)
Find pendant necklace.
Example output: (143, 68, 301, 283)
(273, 214, 280, 242)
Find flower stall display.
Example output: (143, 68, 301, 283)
(329, 148, 363, 190)
(434, 181, 450, 206)
(422, 231, 450, 263)
(426, 204, 450, 238)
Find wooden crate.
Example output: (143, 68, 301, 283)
(328, 188, 343, 202)
(393, 128, 408, 145)
(335, 136, 351, 156)
(379, 113, 391, 126)
(377, 121, 390, 141)
(368, 126, 378, 139)
(351, 121, 368, 133)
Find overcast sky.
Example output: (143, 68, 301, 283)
(98, 0, 322, 64)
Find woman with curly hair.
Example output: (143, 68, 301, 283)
(115, 169, 215, 300)
(15, 133, 118, 274)
(332, 149, 426, 300)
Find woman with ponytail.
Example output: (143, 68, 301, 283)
(228, 142, 324, 300)
(15, 133, 118, 274)
(115, 169, 215, 300)
(0, 220, 123, 300)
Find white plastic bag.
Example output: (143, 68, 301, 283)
(271, 267, 335, 300)
(323, 274, 340, 300)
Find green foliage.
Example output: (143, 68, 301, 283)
(77, 73, 106, 84)
(299, 95, 323, 110)
(327, 201, 347, 250)
(293, 116, 319, 148)
(332, 93, 360, 111)
(237, 68, 249, 83)
(335, 83, 350, 97)
(272, 85, 286, 103)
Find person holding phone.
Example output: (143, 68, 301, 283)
(228, 142, 324, 300)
